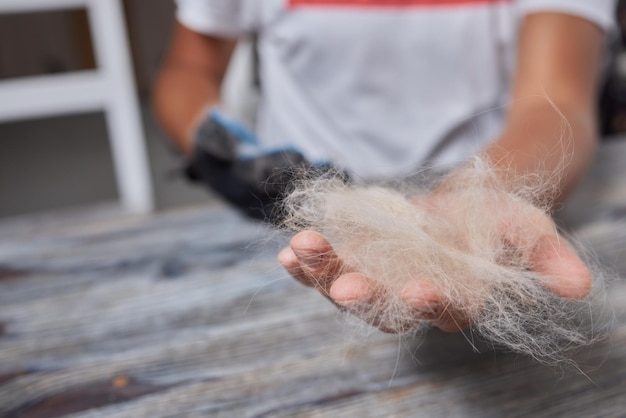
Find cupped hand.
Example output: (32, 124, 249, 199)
(278, 194, 592, 334)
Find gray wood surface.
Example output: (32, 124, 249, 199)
(1, 140, 626, 418)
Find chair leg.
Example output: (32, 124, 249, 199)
(88, 0, 153, 213)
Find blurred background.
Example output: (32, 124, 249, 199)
(0, 0, 625, 219)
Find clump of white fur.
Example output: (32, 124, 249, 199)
(281, 157, 611, 364)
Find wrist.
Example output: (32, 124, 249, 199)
(186, 104, 221, 154)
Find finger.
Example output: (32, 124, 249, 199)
(499, 205, 555, 250)
(401, 280, 470, 332)
(330, 272, 378, 304)
(278, 247, 313, 287)
(531, 234, 592, 299)
(433, 303, 472, 333)
(332, 274, 451, 334)
(290, 231, 345, 294)
(400, 279, 442, 319)
(330, 273, 403, 333)
(499, 207, 591, 299)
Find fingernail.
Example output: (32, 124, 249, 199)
(293, 248, 323, 271)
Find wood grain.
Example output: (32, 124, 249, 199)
(1, 140, 625, 418)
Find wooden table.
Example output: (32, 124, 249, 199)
(1, 140, 626, 418)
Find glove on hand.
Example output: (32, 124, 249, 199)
(185, 109, 334, 223)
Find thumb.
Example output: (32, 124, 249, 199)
(499, 204, 592, 300)
(531, 234, 592, 299)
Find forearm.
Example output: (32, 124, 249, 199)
(484, 97, 598, 207)
(152, 23, 236, 156)
(481, 12, 605, 208)
(153, 65, 222, 155)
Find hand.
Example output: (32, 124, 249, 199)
(185, 109, 312, 222)
(278, 187, 592, 334)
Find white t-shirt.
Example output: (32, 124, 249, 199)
(176, 0, 616, 179)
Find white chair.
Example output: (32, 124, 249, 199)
(0, 0, 154, 213)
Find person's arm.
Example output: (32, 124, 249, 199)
(154, 23, 314, 222)
(153, 23, 236, 155)
(485, 12, 605, 205)
(279, 12, 608, 332)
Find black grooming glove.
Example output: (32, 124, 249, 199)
(185, 109, 338, 223)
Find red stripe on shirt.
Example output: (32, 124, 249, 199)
(289, 0, 510, 8)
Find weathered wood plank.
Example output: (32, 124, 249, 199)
(0, 139, 625, 417)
